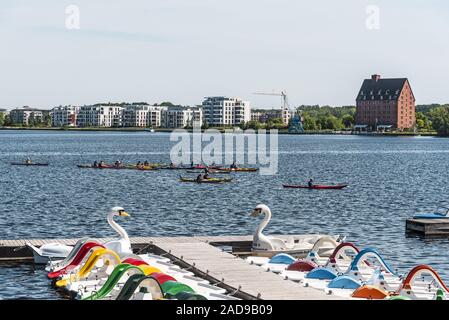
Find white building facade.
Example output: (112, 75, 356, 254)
(202, 97, 251, 126)
(9, 107, 46, 126)
(76, 105, 124, 127)
(51, 106, 79, 127)
(162, 106, 203, 128)
(122, 105, 167, 128)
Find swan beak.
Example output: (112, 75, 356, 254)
(249, 210, 259, 217)
(56, 279, 68, 287)
(119, 211, 130, 217)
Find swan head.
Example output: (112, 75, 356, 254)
(110, 206, 130, 217)
(250, 204, 270, 217)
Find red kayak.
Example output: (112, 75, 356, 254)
(193, 165, 221, 170)
(283, 184, 348, 189)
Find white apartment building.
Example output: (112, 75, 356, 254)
(123, 105, 166, 127)
(250, 111, 263, 122)
(51, 106, 79, 127)
(282, 108, 291, 126)
(162, 106, 203, 128)
(9, 107, 46, 125)
(202, 97, 251, 126)
(76, 105, 124, 127)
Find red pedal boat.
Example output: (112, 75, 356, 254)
(283, 184, 348, 190)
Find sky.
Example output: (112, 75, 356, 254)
(1, 0, 448, 109)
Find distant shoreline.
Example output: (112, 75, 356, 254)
(0, 126, 439, 136)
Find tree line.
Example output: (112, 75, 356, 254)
(415, 104, 449, 136)
(238, 103, 449, 136)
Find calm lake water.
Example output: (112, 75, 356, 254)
(1, 130, 449, 299)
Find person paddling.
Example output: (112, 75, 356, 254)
(93, 161, 98, 168)
(25, 157, 32, 164)
(196, 174, 204, 182)
(230, 161, 237, 169)
(308, 178, 314, 188)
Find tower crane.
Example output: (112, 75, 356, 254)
(253, 91, 289, 110)
(253, 91, 291, 125)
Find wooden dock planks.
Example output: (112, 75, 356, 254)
(152, 240, 344, 300)
(406, 218, 449, 237)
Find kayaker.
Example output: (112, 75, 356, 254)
(308, 179, 314, 188)
(191, 161, 194, 167)
(169, 162, 175, 168)
(144, 160, 149, 166)
(93, 161, 98, 168)
(204, 167, 210, 174)
(99, 160, 105, 168)
(230, 161, 237, 169)
(196, 174, 203, 182)
(25, 157, 32, 164)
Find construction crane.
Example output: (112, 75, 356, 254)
(253, 91, 291, 125)
(253, 91, 289, 111)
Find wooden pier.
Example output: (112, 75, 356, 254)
(0, 234, 344, 300)
(406, 218, 449, 237)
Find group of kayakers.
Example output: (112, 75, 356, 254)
(136, 161, 151, 168)
(90, 160, 154, 168)
(82, 159, 241, 173)
(196, 167, 212, 181)
(92, 160, 108, 168)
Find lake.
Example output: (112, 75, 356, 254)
(1, 130, 449, 299)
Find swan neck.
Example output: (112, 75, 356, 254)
(107, 213, 129, 242)
(255, 208, 271, 237)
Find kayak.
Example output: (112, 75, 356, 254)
(159, 166, 195, 170)
(283, 184, 348, 190)
(216, 168, 258, 172)
(185, 170, 230, 174)
(11, 162, 49, 166)
(179, 177, 232, 184)
(193, 165, 222, 170)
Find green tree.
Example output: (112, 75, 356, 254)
(28, 114, 35, 127)
(266, 118, 284, 129)
(429, 106, 449, 136)
(320, 114, 343, 130)
(302, 113, 318, 130)
(416, 112, 432, 131)
(0, 113, 4, 126)
(341, 114, 354, 128)
(159, 101, 176, 107)
(246, 120, 262, 130)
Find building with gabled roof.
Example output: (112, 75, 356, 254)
(355, 74, 416, 131)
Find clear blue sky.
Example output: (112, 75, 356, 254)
(1, 0, 448, 109)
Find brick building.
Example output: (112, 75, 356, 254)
(355, 74, 416, 131)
